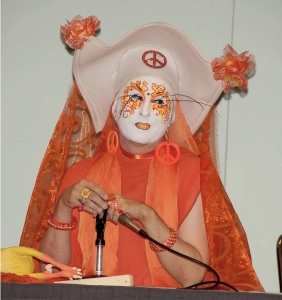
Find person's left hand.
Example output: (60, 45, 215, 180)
(106, 194, 151, 225)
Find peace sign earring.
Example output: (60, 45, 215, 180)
(106, 125, 119, 155)
(155, 130, 180, 165)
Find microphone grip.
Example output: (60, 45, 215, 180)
(118, 214, 148, 238)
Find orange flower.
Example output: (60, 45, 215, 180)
(211, 44, 256, 94)
(60, 15, 100, 50)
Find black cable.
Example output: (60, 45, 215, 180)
(137, 229, 239, 292)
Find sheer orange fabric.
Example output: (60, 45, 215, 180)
(195, 108, 264, 291)
(19, 82, 263, 291)
(20, 83, 96, 248)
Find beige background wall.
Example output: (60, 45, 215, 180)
(2, 0, 282, 292)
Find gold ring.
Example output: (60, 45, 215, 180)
(81, 188, 91, 199)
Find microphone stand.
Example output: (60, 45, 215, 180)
(95, 209, 108, 277)
(79, 210, 133, 286)
(84, 208, 108, 279)
(57, 210, 133, 286)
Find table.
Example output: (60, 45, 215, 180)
(2, 282, 282, 300)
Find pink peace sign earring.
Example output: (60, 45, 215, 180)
(155, 130, 180, 165)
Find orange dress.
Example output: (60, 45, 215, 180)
(56, 149, 200, 287)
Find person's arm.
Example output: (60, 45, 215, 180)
(39, 179, 109, 272)
(154, 193, 209, 287)
(108, 193, 209, 287)
(39, 197, 73, 270)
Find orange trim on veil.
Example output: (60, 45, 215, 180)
(19, 83, 263, 290)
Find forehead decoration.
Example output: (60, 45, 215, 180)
(142, 50, 167, 69)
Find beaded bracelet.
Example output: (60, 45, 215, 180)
(47, 213, 77, 231)
(149, 228, 177, 252)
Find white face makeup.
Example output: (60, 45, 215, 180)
(112, 76, 175, 145)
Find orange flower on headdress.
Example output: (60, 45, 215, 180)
(60, 15, 100, 50)
(211, 44, 256, 94)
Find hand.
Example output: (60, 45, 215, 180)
(106, 194, 152, 225)
(58, 179, 109, 217)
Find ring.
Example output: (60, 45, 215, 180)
(80, 198, 86, 206)
(81, 188, 91, 199)
(108, 200, 120, 210)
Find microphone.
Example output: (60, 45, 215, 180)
(117, 215, 232, 291)
(118, 214, 148, 238)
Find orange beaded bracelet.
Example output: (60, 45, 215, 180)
(149, 227, 177, 252)
(47, 213, 77, 231)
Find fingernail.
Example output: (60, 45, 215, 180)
(102, 203, 108, 209)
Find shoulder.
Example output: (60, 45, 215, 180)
(67, 157, 96, 173)
(63, 157, 96, 184)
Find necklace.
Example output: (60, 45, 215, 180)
(120, 147, 155, 159)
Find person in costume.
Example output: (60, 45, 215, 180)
(20, 16, 263, 291)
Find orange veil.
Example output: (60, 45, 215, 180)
(20, 82, 263, 291)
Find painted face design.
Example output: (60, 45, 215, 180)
(113, 76, 175, 144)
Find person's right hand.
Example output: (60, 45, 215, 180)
(57, 179, 109, 217)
